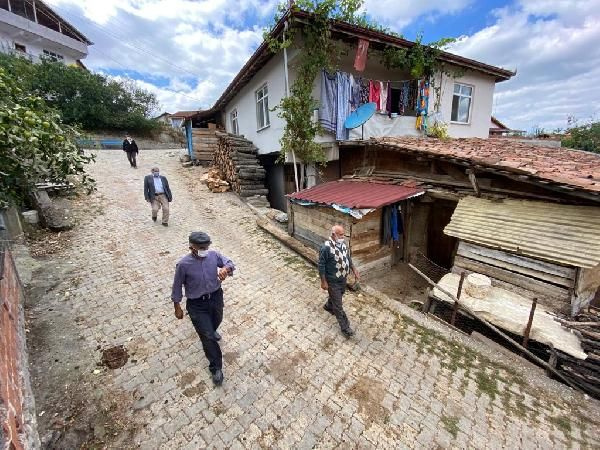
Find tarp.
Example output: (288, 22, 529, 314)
(433, 273, 587, 359)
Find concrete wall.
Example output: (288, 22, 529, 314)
(0, 248, 39, 449)
(82, 131, 186, 150)
(0, 8, 88, 63)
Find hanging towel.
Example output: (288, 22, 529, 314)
(391, 205, 399, 242)
(350, 75, 362, 110)
(386, 82, 392, 115)
(379, 81, 387, 112)
(360, 78, 370, 105)
(336, 71, 352, 141)
(382, 206, 392, 245)
(318, 70, 337, 134)
(354, 38, 370, 72)
(369, 80, 381, 110)
(399, 81, 410, 115)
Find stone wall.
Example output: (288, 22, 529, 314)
(81, 129, 186, 150)
(0, 247, 39, 449)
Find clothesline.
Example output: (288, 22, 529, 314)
(318, 69, 430, 140)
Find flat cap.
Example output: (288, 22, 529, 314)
(189, 231, 211, 245)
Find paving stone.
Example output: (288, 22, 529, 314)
(53, 150, 600, 449)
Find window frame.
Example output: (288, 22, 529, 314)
(230, 109, 239, 135)
(255, 83, 270, 131)
(450, 82, 474, 125)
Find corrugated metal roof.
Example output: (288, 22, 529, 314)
(444, 197, 600, 268)
(288, 180, 424, 209)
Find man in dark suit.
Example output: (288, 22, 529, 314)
(122, 133, 139, 168)
(144, 167, 173, 226)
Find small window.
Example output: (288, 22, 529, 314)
(230, 109, 239, 135)
(451, 83, 473, 123)
(14, 43, 26, 53)
(43, 49, 64, 61)
(255, 83, 270, 130)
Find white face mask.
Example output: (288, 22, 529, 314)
(197, 250, 209, 257)
(335, 238, 345, 245)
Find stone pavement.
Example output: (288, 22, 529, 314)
(51, 149, 600, 448)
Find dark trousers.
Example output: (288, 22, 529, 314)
(126, 151, 137, 167)
(326, 280, 351, 332)
(186, 288, 223, 373)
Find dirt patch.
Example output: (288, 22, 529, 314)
(223, 351, 240, 365)
(101, 345, 129, 369)
(268, 351, 308, 387)
(182, 384, 206, 398)
(346, 376, 389, 426)
(177, 372, 197, 389)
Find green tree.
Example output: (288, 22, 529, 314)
(0, 67, 95, 207)
(562, 121, 600, 154)
(0, 53, 160, 133)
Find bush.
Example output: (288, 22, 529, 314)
(561, 121, 600, 154)
(0, 67, 95, 207)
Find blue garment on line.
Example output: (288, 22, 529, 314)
(336, 71, 352, 141)
(391, 206, 399, 242)
(318, 70, 337, 134)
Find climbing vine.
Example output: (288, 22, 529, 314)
(266, 1, 456, 164)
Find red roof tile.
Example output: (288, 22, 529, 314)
(365, 137, 600, 195)
(288, 180, 424, 209)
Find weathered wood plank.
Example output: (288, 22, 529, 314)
(457, 245, 575, 288)
(454, 255, 570, 300)
(458, 242, 576, 279)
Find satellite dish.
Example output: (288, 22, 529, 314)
(344, 102, 376, 129)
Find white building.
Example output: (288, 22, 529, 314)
(0, 0, 91, 65)
(194, 10, 515, 210)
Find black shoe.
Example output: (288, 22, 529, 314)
(162, 222, 168, 227)
(152, 216, 157, 222)
(323, 304, 334, 315)
(342, 328, 355, 338)
(212, 369, 224, 386)
(214, 331, 222, 341)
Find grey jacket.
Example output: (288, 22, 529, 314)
(144, 175, 173, 202)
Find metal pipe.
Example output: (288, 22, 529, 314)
(283, 19, 299, 193)
(450, 272, 466, 326)
(408, 263, 583, 393)
(522, 298, 538, 348)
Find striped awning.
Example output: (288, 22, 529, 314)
(444, 197, 600, 268)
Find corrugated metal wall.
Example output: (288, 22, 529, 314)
(444, 197, 600, 268)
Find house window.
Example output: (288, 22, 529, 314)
(14, 43, 26, 53)
(230, 109, 239, 135)
(43, 49, 64, 61)
(255, 83, 270, 130)
(451, 83, 473, 123)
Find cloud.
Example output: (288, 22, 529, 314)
(448, 0, 600, 131)
(46, 0, 273, 112)
(363, 0, 473, 29)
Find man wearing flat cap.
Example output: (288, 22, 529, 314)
(171, 232, 235, 386)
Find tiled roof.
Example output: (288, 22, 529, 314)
(365, 136, 600, 196)
(170, 111, 202, 118)
(288, 180, 424, 209)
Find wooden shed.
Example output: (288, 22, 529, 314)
(287, 180, 424, 278)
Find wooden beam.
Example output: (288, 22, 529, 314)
(466, 168, 480, 197)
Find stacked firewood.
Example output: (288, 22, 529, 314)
(200, 168, 230, 193)
(213, 131, 267, 197)
(554, 307, 600, 398)
(192, 129, 219, 164)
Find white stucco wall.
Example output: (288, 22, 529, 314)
(430, 70, 496, 138)
(223, 52, 287, 155)
(222, 39, 499, 156)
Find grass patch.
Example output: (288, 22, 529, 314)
(475, 369, 499, 400)
(550, 415, 572, 435)
(441, 415, 460, 439)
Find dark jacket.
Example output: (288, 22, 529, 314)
(144, 175, 173, 202)
(123, 139, 139, 153)
(318, 239, 354, 283)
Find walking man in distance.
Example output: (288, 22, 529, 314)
(143, 167, 172, 226)
(122, 133, 139, 168)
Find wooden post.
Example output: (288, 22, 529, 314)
(547, 345, 558, 376)
(467, 168, 481, 197)
(450, 272, 466, 326)
(522, 297, 538, 348)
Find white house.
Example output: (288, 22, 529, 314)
(0, 0, 91, 65)
(195, 9, 515, 210)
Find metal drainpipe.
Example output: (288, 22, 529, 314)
(283, 20, 300, 192)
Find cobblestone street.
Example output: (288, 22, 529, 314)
(32, 149, 600, 449)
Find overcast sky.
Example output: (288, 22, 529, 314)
(47, 0, 600, 133)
